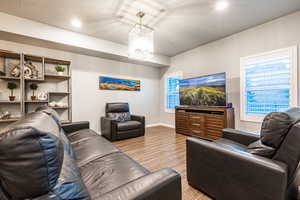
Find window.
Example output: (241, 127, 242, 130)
(165, 72, 182, 113)
(240, 46, 298, 122)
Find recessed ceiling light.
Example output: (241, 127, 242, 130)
(215, 1, 229, 11)
(71, 18, 82, 28)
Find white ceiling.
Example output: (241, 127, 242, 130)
(0, 0, 300, 56)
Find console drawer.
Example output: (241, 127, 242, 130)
(190, 129, 205, 137)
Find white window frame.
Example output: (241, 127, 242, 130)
(240, 46, 298, 122)
(164, 71, 182, 113)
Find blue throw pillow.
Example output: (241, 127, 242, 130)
(108, 112, 131, 122)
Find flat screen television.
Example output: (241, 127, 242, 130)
(179, 72, 226, 107)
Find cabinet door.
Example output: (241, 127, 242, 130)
(205, 114, 225, 139)
(175, 110, 189, 134)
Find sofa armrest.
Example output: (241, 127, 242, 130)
(222, 128, 260, 145)
(131, 115, 145, 124)
(187, 137, 287, 200)
(99, 168, 181, 200)
(61, 121, 90, 135)
(0, 188, 9, 200)
(131, 115, 145, 135)
(101, 117, 118, 141)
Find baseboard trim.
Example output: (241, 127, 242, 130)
(146, 123, 161, 128)
(146, 123, 175, 129)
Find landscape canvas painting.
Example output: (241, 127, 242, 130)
(99, 76, 140, 91)
(179, 73, 226, 106)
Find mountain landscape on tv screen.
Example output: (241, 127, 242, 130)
(179, 73, 226, 106)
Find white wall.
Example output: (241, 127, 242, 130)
(0, 39, 161, 132)
(160, 11, 300, 132)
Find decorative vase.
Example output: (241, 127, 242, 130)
(31, 96, 37, 101)
(9, 96, 15, 101)
(57, 72, 64, 76)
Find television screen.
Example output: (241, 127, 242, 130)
(179, 72, 226, 107)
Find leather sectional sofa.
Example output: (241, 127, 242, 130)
(0, 107, 181, 200)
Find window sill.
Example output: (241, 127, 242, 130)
(165, 109, 175, 114)
(240, 117, 264, 123)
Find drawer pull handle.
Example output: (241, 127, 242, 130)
(191, 116, 201, 119)
(192, 130, 201, 134)
(192, 123, 200, 126)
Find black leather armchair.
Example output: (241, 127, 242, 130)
(187, 107, 300, 200)
(101, 103, 145, 141)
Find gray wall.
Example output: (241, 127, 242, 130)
(0, 39, 161, 132)
(160, 11, 300, 132)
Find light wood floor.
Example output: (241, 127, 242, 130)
(113, 126, 211, 200)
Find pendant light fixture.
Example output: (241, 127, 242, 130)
(128, 11, 154, 60)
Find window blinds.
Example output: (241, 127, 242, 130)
(244, 55, 291, 116)
(167, 76, 180, 110)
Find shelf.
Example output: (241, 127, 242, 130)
(25, 78, 45, 82)
(44, 58, 71, 65)
(60, 120, 71, 124)
(50, 106, 69, 109)
(25, 100, 48, 103)
(0, 51, 20, 59)
(0, 118, 20, 123)
(0, 76, 20, 80)
(48, 92, 70, 95)
(0, 50, 72, 125)
(0, 101, 21, 104)
(24, 55, 43, 62)
(45, 74, 70, 80)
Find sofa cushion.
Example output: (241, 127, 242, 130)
(117, 120, 142, 131)
(106, 103, 129, 113)
(260, 107, 300, 149)
(247, 140, 276, 158)
(36, 105, 61, 126)
(214, 138, 248, 152)
(80, 152, 149, 199)
(245, 107, 300, 158)
(70, 129, 120, 167)
(0, 111, 90, 200)
(260, 108, 300, 149)
(68, 128, 99, 143)
(107, 112, 131, 122)
(52, 149, 90, 199)
(0, 112, 63, 199)
(36, 105, 76, 158)
(117, 129, 144, 140)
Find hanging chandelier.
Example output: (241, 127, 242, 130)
(128, 11, 154, 60)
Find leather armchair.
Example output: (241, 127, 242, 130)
(187, 107, 300, 200)
(101, 103, 145, 141)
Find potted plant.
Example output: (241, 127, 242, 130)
(55, 66, 65, 76)
(7, 82, 17, 101)
(30, 83, 38, 101)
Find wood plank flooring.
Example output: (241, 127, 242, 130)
(113, 126, 212, 200)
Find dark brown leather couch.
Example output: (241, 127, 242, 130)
(187, 107, 300, 200)
(0, 107, 181, 200)
(101, 103, 145, 141)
